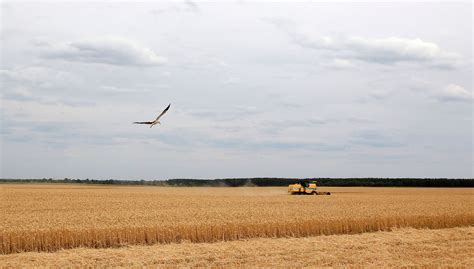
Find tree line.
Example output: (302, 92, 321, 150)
(1, 177, 473, 187)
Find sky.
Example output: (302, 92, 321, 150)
(0, 1, 472, 180)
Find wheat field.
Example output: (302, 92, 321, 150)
(0, 184, 473, 255)
(2, 227, 472, 268)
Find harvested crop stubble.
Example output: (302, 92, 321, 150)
(1, 184, 473, 254)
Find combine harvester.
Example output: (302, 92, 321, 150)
(288, 179, 331, 195)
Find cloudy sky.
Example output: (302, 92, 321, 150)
(1, 1, 472, 180)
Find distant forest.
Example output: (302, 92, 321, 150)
(1, 177, 473, 187)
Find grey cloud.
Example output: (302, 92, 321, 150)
(0, 66, 82, 103)
(3, 120, 77, 135)
(8, 122, 344, 153)
(257, 118, 327, 136)
(192, 133, 346, 152)
(0, 66, 113, 106)
(211, 139, 346, 152)
(262, 118, 327, 128)
(278, 102, 303, 109)
(350, 130, 404, 148)
(185, 106, 262, 122)
(40, 36, 167, 66)
(59, 100, 96, 107)
(184, 0, 199, 12)
(30, 123, 65, 133)
(345, 116, 375, 124)
(0, 61, 178, 112)
(0, 67, 78, 86)
(2, 87, 39, 102)
(99, 85, 152, 94)
(135, 134, 335, 153)
(3, 120, 124, 148)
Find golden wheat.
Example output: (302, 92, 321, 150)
(2, 227, 473, 268)
(0, 184, 472, 254)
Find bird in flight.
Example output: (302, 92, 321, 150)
(133, 103, 171, 128)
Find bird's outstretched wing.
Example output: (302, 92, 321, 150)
(133, 121, 153, 124)
(155, 103, 171, 121)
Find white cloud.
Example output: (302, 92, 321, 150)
(368, 90, 393, 100)
(436, 84, 472, 102)
(149, 1, 199, 15)
(222, 77, 241, 85)
(281, 27, 461, 68)
(40, 36, 167, 66)
(347, 37, 459, 68)
(325, 58, 354, 69)
(161, 71, 171, 77)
